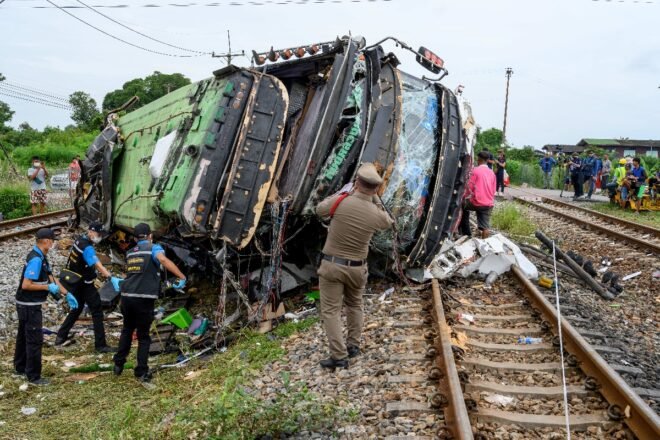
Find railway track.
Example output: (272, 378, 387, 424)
(513, 196, 660, 255)
(429, 273, 660, 440)
(0, 208, 74, 241)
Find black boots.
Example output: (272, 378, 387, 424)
(319, 358, 348, 369)
(347, 345, 360, 358)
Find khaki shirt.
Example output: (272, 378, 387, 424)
(316, 192, 394, 261)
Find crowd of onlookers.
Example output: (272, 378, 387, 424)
(538, 150, 659, 213)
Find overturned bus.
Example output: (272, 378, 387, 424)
(75, 35, 476, 310)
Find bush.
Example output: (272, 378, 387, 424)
(0, 183, 31, 219)
(11, 131, 95, 167)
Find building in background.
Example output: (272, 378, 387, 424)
(543, 139, 659, 158)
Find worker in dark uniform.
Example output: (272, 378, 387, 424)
(14, 228, 79, 385)
(113, 223, 186, 382)
(55, 221, 123, 352)
(315, 163, 394, 369)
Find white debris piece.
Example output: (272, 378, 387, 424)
(621, 271, 642, 281)
(428, 233, 538, 281)
(20, 407, 36, 416)
(378, 287, 395, 302)
(483, 394, 515, 406)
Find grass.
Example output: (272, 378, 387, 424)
(0, 317, 350, 439)
(491, 202, 537, 242)
(588, 201, 660, 229)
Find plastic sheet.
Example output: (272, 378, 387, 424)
(374, 75, 438, 252)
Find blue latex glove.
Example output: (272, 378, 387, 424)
(65, 292, 79, 310)
(172, 278, 186, 290)
(48, 283, 60, 295)
(110, 276, 123, 292)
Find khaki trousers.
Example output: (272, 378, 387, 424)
(318, 260, 368, 360)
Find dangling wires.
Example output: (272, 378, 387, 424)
(552, 240, 572, 439)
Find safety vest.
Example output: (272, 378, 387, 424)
(66, 236, 97, 284)
(15, 249, 50, 306)
(120, 242, 161, 300)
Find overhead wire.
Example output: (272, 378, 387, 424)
(0, 81, 70, 103)
(44, 0, 206, 57)
(0, 84, 73, 108)
(73, 0, 212, 54)
(0, 90, 71, 110)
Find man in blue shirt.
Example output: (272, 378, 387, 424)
(15, 228, 78, 385)
(55, 222, 123, 352)
(539, 152, 557, 189)
(630, 157, 648, 213)
(113, 223, 186, 382)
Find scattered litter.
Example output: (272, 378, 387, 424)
(456, 313, 475, 324)
(161, 308, 193, 329)
(518, 337, 543, 345)
(614, 257, 624, 261)
(608, 303, 621, 308)
(305, 290, 320, 302)
(653, 270, 660, 279)
(598, 267, 608, 273)
(64, 361, 77, 368)
(70, 362, 133, 373)
(0, 391, 5, 397)
(621, 271, 642, 281)
(193, 318, 208, 336)
(66, 373, 100, 382)
(184, 370, 202, 381)
(188, 318, 203, 334)
(538, 276, 554, 289)
(20, 407, 36, 416)
(19, 383, 28, 392)
(427, 234, 538, 281)
(484, 394, 515, 406)
(378, 287, 395, 302)
(0, 421, 5, 426)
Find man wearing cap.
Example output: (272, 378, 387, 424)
(315, 163, 394, 369)
(606, 159, 628, 200)
(55, 221, 122, 353)
(113, 223, 186, 382)
(14, 228, 79, 385)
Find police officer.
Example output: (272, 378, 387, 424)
(14, 228, 79, 385)
(113, 223, 186, 382)
(55, 221, 122, 352)
(315, 163, 393, 369)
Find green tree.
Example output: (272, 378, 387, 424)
(102, 71, 191, 111)
(0, 101, 13, 130)
(475, 127, 504, 152)
(69, 91, 101, 131)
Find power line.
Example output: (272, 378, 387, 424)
(44, 0, 206, 57)
(0, 85, 73, 109)
(8, 0, 399, 8)
(73, 0, 212, 54)
(0, 90, 72, 110)
(1, 81, 70, 103)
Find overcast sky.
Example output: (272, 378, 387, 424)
(1, 0, 658, 147)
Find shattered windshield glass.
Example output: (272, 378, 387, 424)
(376, 73, 438, 252)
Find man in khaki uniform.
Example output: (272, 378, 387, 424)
(315, 163, 394, 369)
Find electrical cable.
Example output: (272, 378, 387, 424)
(0, 81, 70, 103)
(44, 0, 206, 58)
(0, 89, 71, 110)
(0, 85, 72, 109)
(551, 241, 572, 439)
(73, 0, 212, 54)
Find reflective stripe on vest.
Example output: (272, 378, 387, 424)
(121, 292, 159, 299)
(15, 300, 46, 306)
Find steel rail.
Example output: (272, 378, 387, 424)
(514, 196, 660, 254)
(537, 196, 660, 237)
(511, 266, 660, 439)
(0, 208, 74, 229)
(431, 279, 473, 439)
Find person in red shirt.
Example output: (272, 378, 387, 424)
(460, 150, 497, 238)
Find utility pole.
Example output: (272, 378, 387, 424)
(502, 67, 514, 145)
(212, 30, 245, 65)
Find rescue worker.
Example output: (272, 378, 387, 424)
(315, 163, 393, 369)
(55, 221, 122, 352)
(113, 223, 186, 382)
(14, 228, 79, 385)
(606, 158, 627, 200)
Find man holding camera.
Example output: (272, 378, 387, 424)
(27, 156, 48, 215)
